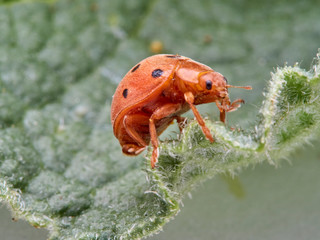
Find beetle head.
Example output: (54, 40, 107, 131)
(198, 71, 227, 94)
(193, 71, 228, 105)
(195, 71, 251, 105)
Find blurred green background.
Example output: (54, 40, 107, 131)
(0, 0, 319, 239)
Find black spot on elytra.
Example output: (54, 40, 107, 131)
(131, 64, 140, 73)
(166, 55, 181, 58)
(122, 89, 128, 98)
(152, 69, 163, 78)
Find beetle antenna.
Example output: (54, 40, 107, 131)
(226, 85, 252, 90)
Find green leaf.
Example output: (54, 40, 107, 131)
(0, 0, 319, 240)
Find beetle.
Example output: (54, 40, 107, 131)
(111, 54, 251, 168)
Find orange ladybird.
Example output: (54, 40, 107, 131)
(111, 54, 251, 168)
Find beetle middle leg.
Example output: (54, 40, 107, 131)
(215, 100, 227, 123)
(174, 116, 186, 133)
(149, 103, 182, 168)
(184, 92, 214, 143)
(123, 114, 149, 155)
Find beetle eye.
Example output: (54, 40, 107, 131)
(206, 80, 212, 90)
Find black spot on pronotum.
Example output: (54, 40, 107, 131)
(122, 89, 128, 98)
(166, 55, 181, 58)
(206, 80, 212, 90)
(131, 64, 140, 73)
(223, 76, 228, 83)
(152, 69, 163, 78)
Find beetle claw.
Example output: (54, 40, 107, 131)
(135, 147, 146, 155)
(127, 148, 135, 153)
(122, 144, 146, 156)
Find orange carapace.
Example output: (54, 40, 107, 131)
(111, 54, 251, 168)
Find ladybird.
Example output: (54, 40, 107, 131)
(111, 54, 251, 168)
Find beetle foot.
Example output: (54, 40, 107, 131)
(227, 99, 245, 112)
(150, 147, 159, 169)
(203, 127, 214, 143)
(122, 144, 146, 156)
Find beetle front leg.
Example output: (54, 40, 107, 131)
(149, 103, 182, 168)
(184, 92, 214, 143)
(228, 99, 245, 112)
(215, 100, 226, 123)
(219, 110, 226, 123)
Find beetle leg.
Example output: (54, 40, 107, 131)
(123, 114, 148, 155)
(216, 98, 245, 122)
(184, 92, 214, 143)
(215, 100, 223, 112)
(122, 144, 146, 156)
(215, 100, 226, 123)
(227, 99, 245, 112)
(174, 116, 186, 133)
(149, 118, 159, 169)
(220, 110, 226, 123)
(149, 103, 182, 168)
